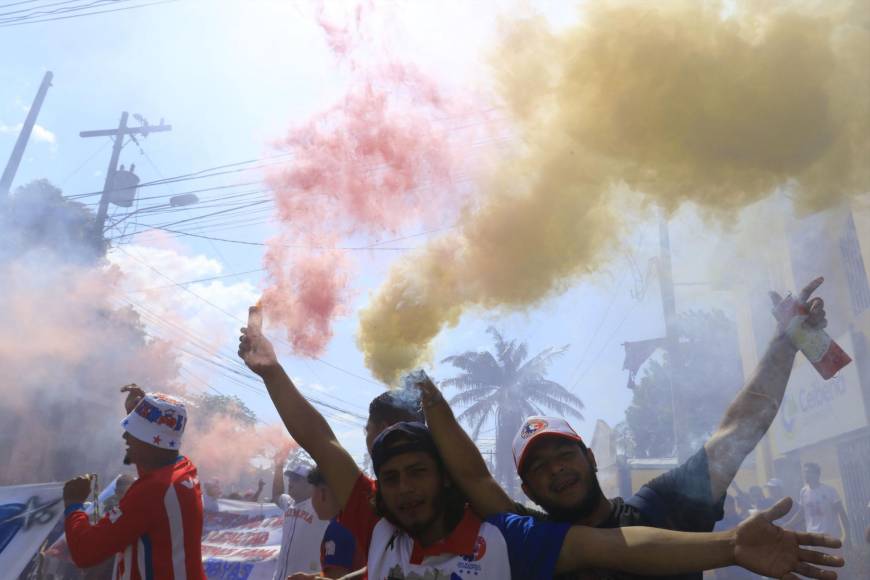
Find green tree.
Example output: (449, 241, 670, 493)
(442, 327, 584, 497)
(621, 309, 744, 458)
(3, 179, 102, 262)
(196, 393, 258, 427)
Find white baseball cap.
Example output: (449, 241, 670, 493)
(284, 450, 314, 478)
(512, 416, 584, 474)
(121, 393, 188, 451)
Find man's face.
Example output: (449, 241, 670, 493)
(521, 437, 600, 518)
(804, 466, 821, 486)
(377, 451, 446, 536)
(285, 474, 312, 502)
(122, 432, 150, 466)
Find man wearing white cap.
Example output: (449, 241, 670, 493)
(419, 277, 839, 580)
(62, 385, 206, 580)
(271, 450, 330, 580)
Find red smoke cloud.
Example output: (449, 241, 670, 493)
(260, 1, 471, 357)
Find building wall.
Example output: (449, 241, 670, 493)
(731, 198, 870, 546)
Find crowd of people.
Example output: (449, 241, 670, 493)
(54, 278, 869, 579)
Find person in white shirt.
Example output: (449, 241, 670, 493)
(271, 452, 330, 580)
(787, 462, 852, 547)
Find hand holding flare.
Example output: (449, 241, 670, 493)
(239, 303, 279, 377)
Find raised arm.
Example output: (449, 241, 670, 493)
(271, 453, 285, 505)
(238, 306, 360, 508)
(64, 476, 154, 568)
(417, 376, 514, 518)
(705, 277, 827, 501)
(556, 498, 842, 577)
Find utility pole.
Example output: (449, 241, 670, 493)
(80, 112, 171, 241)
(657, 215, 689, 462)
(0, 71, 53, 199)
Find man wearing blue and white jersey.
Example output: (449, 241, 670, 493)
(238, 304, 843, 580)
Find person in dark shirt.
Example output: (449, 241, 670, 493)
(419, 278, 833, 580)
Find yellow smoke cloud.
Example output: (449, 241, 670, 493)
(358, 0, 870, 384)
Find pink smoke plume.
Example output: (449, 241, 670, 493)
(184, 417, 293, 487)
(260, 1, 476, 357)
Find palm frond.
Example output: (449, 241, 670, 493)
(440, 376, 488, 391)
(448, 386, 499, 408)
(441, 351, 502, 383)
(516, 344, 569, 377)
(456, 398, 499, 427)
(521, 378, 585, 408)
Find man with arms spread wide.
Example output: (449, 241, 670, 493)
(421, 277, 839, 580)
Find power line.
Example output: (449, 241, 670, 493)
(0, 0, 110, 18)
(0, 0, 178, 27)
(115, 293, 369, 422)
(64, 153, 295, 200)
(126, 267, 266, 293)
(112, 245, 383, 389)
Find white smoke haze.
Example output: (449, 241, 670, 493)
(0, 183, 284, 488)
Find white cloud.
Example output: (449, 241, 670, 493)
(31, 124, 56, 144)
(0, 122, 57, 144)
(106, 242, 260, 383)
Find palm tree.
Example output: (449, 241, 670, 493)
(442, 327, 584, 498)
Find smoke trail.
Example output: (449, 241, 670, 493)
(358, 0, 870, 383)
(260, 1, 475, 357)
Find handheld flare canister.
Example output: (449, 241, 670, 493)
(248, 302, 264, 334)
(774, 294, 851, 380)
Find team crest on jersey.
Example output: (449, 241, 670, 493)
(461, 536, 487, 562)
(521, 419, 548, 439)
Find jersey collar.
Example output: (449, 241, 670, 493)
(409, 506, 480, 565)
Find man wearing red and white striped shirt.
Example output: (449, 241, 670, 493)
(63, 385, 206, 580)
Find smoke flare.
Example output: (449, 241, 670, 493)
(358, 0, 870, 383)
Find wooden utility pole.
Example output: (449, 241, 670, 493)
(80, 112, 171, 240)
(0, 71, 53, 199)
(658, 215, 689, 462)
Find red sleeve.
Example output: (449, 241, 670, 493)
(336, 474, 379, 557)
(65, 482, 156, 568)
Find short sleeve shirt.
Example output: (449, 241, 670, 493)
(514, 446, 725, 580)
(338, 474, 570, 579)
(320, 518, 363, 572)
(799, 484, 842, 536)
(273, 496, 330, 580)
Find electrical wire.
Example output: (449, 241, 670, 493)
(0, 0, 178, 27)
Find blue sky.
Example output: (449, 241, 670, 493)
(0, 0, 746, 465)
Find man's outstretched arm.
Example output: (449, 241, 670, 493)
(704, 277, 828, 501)
(417, 376, 514, 518)
(238, 307, 360, 508)
(554, 498, 842, 578)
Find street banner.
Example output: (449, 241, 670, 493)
(42, 491, 285, 580)
(0, 482, 65, 579)
(202, 499, 284, 580)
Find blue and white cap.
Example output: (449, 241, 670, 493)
(512, 416, 583, 474)
(121, 393, 187, 451)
